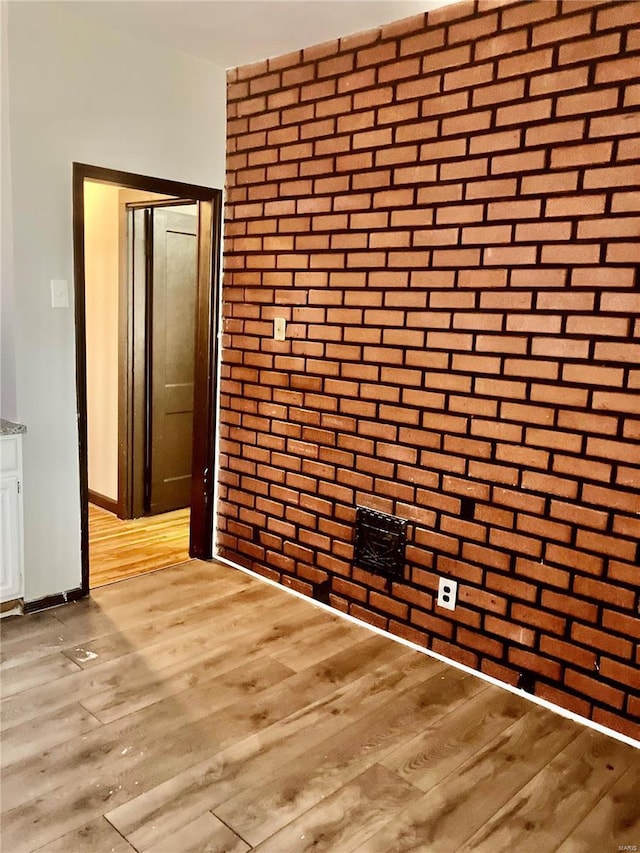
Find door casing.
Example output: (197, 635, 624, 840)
(73, 163, 222, 597)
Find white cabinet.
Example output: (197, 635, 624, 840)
(1, 433, 24, 603)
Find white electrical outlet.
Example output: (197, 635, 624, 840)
(437, 577, 457, 611)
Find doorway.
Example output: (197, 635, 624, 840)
(73, 164, 222, 597)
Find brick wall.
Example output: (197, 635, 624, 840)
(221, 0, 640, 741)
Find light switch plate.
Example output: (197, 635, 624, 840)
(274, 317, 286, 341)
(51, 279, 69, 309)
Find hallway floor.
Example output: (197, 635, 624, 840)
(89, 504, 191, 588)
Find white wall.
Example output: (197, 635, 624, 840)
(84, 181, 120, 502)
(6, 2, 226, 601)
(1, 1, 17, 422)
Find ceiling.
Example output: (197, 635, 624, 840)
(62, 0, 459, 69)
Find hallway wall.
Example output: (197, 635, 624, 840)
(84, 181, 120, 503)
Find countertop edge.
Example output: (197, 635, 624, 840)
(0, 419, 27, 436)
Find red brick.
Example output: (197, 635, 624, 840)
(531, 66, 590, 98)
(584, 164, 640, 189)
(592, 708, 640, 742)
(573, 625, 634, 661)
(618, 137, 640, 162)
(591, 112, 640, 142)
(597, 2, 640, 29)
(441, 110, 493, 137)
(574, 576, 636, 609)
(497, 98, 553, 126)
(624, 83, 640, 107)
(422, 90, 470, 117)
(396, 75, 442, 102)
(509, 648, 562, 681)
(400, 27, 446, 58)
(456, 626, 504, 658)
(593, 390, 640, 415)
(602, 609, 640, 642)
(558, 32, 620, 64)
(526, 119, 585, 147)
(540, 636, 595, 670)
(502, 2, 555, 28)
(532, 12, 592, 46)
(485, 615, 536, 647)
(473, 78, 526, 109)
(520, 171, 580, 197)
(537, 683, 592, 718)
(412, 609, 455, 638)
(551, 140, 613, 169)
(565, 669, 625, 710)
(607, 243, 640, 264)
(444, 62, 494, 92)
(611, 191, 640, 213)
(499, 47, 554, 82)
(541, 590, 597, 623)
(597, 55, 640, 84)
(440, 157, 490, 181)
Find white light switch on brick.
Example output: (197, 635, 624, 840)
(274, 317, 286, 341)
(51, 279, 69, 309)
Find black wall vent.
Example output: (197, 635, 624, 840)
(354, 507, 407, 577)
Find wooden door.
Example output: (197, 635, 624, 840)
(148, 207, 198, 514)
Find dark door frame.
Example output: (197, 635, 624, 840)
(73, 163, 222, 597)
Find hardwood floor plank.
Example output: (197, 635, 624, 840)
(2, 636, 394, 851)
(1, 572, 291, 732)
(555, 753, 640, 853)
(0, 702, 102, 768)
(267, 607, 372, 671)
(143, 812, 250, 853)
(461, 728, 639, 852)
(252, 764, 422, 853)
(379, 686, 531, 789)
(352, 707, 578, 853)
(73, 601, 332, 724)
(63, 560, 245, 626)
(0, 652, 82, 698)
(61, 580, 285, 671)
(214, 667, 483, 847)
(1, 655, 293, 815)
(106, 648, 437, 850)
(31, 816, 135, 853)
(1, 610, 63, 648)
(1, 612, 69, 671)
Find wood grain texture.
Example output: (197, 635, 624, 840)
(144, 812, 250, 853)
(461, 730, 639, 853)
(89, 503, 190, 588)
(1, 559, 637, 853)
(556, 755, 640, 853)
(252, 764, 422, 853)
(30, 817, 135, 853)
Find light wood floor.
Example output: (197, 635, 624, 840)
(89, 504, 191, 588)
(1, 560, 638, 853)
